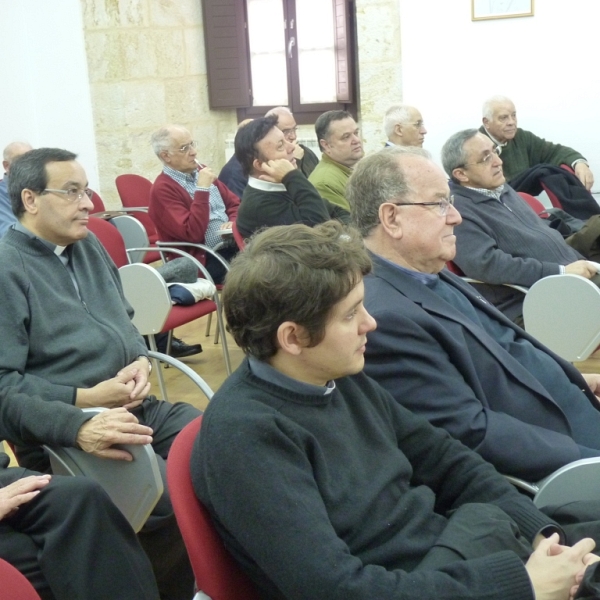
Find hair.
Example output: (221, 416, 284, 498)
(3, 142, 32, 166)
(441, 128, 479, 183)
(265, 106, 292, 119)
(150, 126, 177, 158)
(222, 221, 372, 361)
(8, 148, 77, 218)
(382, 105, 412, 138)
(315, 110, 354, 151)
(234, 115, 279, 177)
(482, 95, 513, 120)
(348, 146, 430, 237)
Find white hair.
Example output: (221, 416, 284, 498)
(150, 125, 188, 158)
(265, 106, 293, 119)
(383, 105, 413, 139)
(482, 95, 514, 120)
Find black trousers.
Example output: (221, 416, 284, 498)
(0, 469, 160, 600)
(15, 396, 201, 600)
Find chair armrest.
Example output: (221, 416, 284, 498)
(462, 277, 528, 295)
(147, 351, 214, 401)
(118, 206, 149, 213)
(156, 241, 231, 273)
(504, 474, 539, 496)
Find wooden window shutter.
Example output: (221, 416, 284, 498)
(333, 0, 353, 103)
(202, 0, 252, 109)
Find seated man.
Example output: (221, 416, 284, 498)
(192, 220, 600, 600)
(480, 95, 599, 219)
(0, 141, 32, 236)
(442, 128, 599, 321)
(149, 124, 240, 285)
(0, 148, 200, 599)
(217, 119, 253, 199)
(0, 388, 160, 599)
(265, 106, 319, 177)
(234, 116, 348, 239)
(383, 104, 427, 147)
(349, 145, 600, 482)
(308, 110, 364, 210)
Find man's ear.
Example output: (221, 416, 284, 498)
(252, 157, 264, 174)
(482, 117, 489, 128)
(2, 160, 9, 173)
(276, 321, 309, 356)
(319, 139, 329, 154)
(452, 167, 469, 185)
(393, 122, 404, 138)
(21, 189, 39, 215)
(378, 203, 403, 240)
(160, 150, 171, 165)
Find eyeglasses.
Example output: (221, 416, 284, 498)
(282, 127, 298, 137)
(176, 141, 197, 154)
(41, 188, 92, 203)
(463, 146, 500, 167)
(391, 195, 455, 217)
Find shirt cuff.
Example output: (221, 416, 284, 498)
(559, 265, 566, 274)
(572, 159, 588, 168)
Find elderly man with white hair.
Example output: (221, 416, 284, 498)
(0, 141, 33, 236)
(480, 96, 596, 207)
(383, 104, 427, 148)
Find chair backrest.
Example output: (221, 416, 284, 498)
(232, 220, 246, 250)
(523, 273, 600, 361)
(111, 214, 152, 264)
(0, 558, 41, 600)
(115, 174, 153, 208)
(518, 192, 549, 218)
(87, 216, 129, 268)
(445, 261, 464, 276)
(167, 417, 261, 600)
(88, 188, 106, 213)
(119, 263, 172, 334)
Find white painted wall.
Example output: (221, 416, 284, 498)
(399, 0, 600, 192)
(0, 0, 99, 190)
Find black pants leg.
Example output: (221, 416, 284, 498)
(0, 468, 159, 600)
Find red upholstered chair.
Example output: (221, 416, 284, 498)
(86, 217, 231, 396)
(115, 174, 160, 245)
(167, 416, 261, 600)
(87, 188, 106, 213)
(0, 558, 41, 600)
(517, 192, 550, 218)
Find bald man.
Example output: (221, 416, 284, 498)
(0, 141, 32, 236)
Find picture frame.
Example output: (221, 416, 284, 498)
(472, 0, 534, 21)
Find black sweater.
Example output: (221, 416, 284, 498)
(191, 359, 556, 600)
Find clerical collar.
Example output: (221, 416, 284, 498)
(13, 221, 68, 255)
(247, 176, 286, 192)
(248, 356, 336, 396)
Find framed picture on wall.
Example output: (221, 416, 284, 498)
(472, 0, 534, 21)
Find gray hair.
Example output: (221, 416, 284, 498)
(3, 141, 33, 166)
(482, 95, 513, 120)
(150, 125, 189, 159)
(382, 105, 412, 139)
(348, 146, 430, 237)
(265, 106, 293, 119)
(441, 129, 479, 183)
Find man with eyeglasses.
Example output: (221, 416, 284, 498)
(443, 129, 599, 322)
(383, 104, 427, 148)
(480, 96, 599, 221)
(149, 124, 240, 285)
(0, 141, 32, 236)
(351, 146, 600, 485)
(266, 106, 319, 178)
(0, 148, 200, 599)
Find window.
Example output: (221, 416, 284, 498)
(201, 0, 357, 123)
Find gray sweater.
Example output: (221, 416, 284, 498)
(0, 227, 148, 404)
(451, 183, 581, 286)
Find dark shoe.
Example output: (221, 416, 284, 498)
(169, 337, 203, 358)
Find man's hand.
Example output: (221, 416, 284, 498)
(258, 159, 296, 183)
(197, 167, 217, 188)
(565, 260, 598, 279)
(526, 533, 597, 600)
(575, 162, 594, 191)
(76, 407, 153, 461)
(76, 360, 150, 410)
(292, 143, 305, 160)
(0, 475, 51, 520)
(581, 373, 600, 401)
